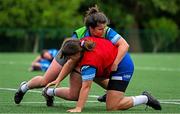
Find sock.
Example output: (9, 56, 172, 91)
(20, 83, 29, 93)
(46, 88, 55, 96)
(132, 95, 148, 106)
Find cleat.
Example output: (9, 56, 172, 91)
(142, 91, 162, 110)
(14, 81, 27, 104)
(42, 88, 54, 107)
(97, 94, 106, 102)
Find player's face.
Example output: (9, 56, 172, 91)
(90, 24, 106, 37)
(43, 52, 52, 60)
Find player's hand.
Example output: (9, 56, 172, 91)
(45, 80, 60, 88)
(111, 63, 118, 71)
(67, 107, 82, 113)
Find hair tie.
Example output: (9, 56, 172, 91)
(80, 40, 85, 47)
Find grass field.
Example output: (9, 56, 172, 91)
(0, 53, 180, 114)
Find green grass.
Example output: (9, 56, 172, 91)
(0, 53, 180, 113)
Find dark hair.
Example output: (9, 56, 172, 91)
(40, 49, 48, 58)
(59, 38, 95, 59)
(84, 5, 109, 28)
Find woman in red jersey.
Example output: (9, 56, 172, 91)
(45, 37, 161, 112)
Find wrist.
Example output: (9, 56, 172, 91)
(113, 61, 118, 66)
(76, 107, 82, 110)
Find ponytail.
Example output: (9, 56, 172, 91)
(59, 38, 95, 59)
(85, 5, 99, 17)
(84, 5, 109, 28)
(80, 40, 95, 51)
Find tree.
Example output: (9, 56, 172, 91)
(0, 0, 84, 52)
(147, 18, 178, 52)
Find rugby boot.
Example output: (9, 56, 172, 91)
(142, 91, 162, 110)
(42, 88, 54, 106)
(14, 81, 27, 104)
(97, 94, 106, 102)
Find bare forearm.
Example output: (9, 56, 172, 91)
(56, 59, 77, 82)
(114, 38, 129, 64)
(76, 87, 89, 109)
(76, 81, 92, 110)
(114, 44, 128, 64)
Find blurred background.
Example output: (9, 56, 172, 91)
(0, 0, 180, 53)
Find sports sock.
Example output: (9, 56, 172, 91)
(20, 83, 29, 93)
(132, 95, 148, 106)
(46, 88, 55, 96)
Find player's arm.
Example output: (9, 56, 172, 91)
(67, 66, 96, 112)
(31, 55, 42, 65)
(107, 28, 129, 71)
(46, 59, 77, 88)
(68, 80, 93, 112)
(77, 80, 93, 110)
(112, 37, 129, 71)
(56, 59, 77, 82)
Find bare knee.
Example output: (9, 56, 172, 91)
(35, 76, 48, 87)
(27, 76, 49, 89)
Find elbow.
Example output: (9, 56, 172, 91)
(126, 40, 129, 48)
(117, 38, 129, 52)
(123, 41, 129, 52)
(126, 43, 129, 51)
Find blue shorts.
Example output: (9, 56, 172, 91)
(111, 53, 134, 81)
(107, 53, 134, 92)
(55, 50, 68, 66)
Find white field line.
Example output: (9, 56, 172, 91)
(0, 61, 180, 72)
(1, 101, 180, 105)
(0, 87, 99, 98)
(159, 101, 180, 105)
(19, 101, 180, 105)
(0, 87, 180, 105)
(0, 61, 29, 65)
(136, 66, 180, 72)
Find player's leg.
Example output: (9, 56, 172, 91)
(105, 79, 134, 110)
(106, 89, 161, 110)
(94, 78, 109, 89)
(14, 57, 63, 104)
(106, 76, 161, 110)
(94, 78, 109, 102)
(54, 70, 82, 100)
(44, 67, 82, 100)
(30, 62, 41, 71)
(106, 90, 133, 110)
(27, 59, 62, 89)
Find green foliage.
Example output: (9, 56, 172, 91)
(152, 0, 179, 14)
(100, 1, 135, 29)
(147, 18, 178, 52)
(0, 0, 83, 36)
(0, 0, 180, 52)
(0, 0, 84, 52)
(6, 29, 26, 39)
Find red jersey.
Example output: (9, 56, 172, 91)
(79, 37, 118, 78)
